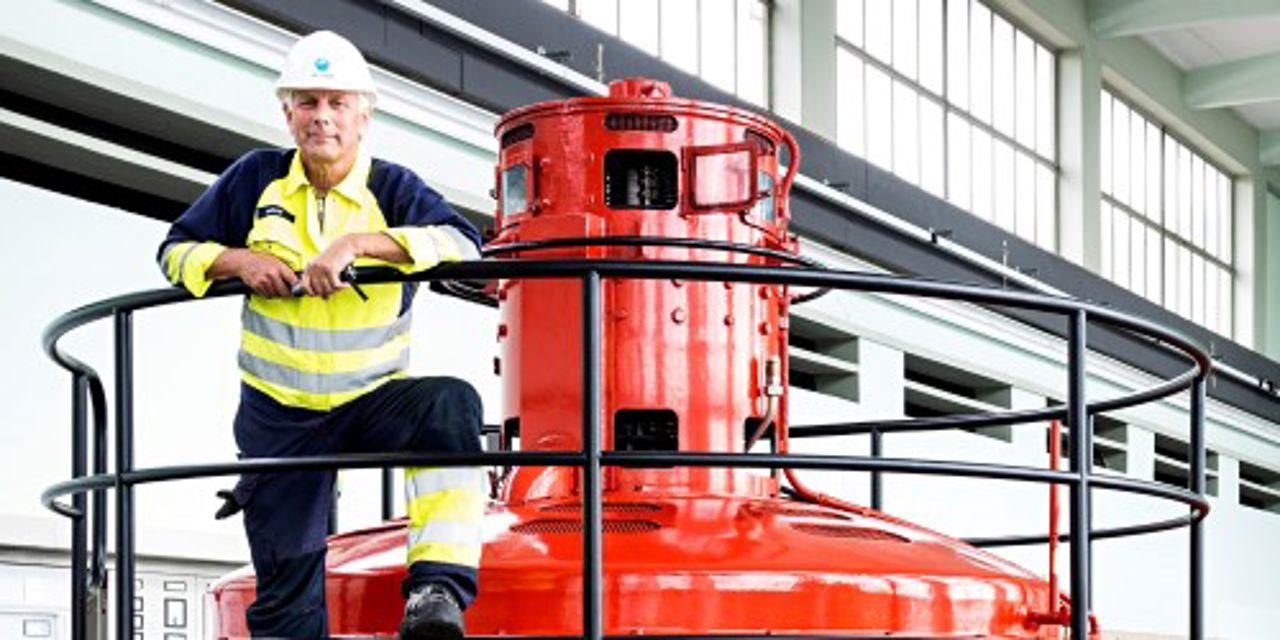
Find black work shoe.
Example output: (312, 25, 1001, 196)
(399, 583, 465, 640)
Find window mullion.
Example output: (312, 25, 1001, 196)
(942, 0, 950, 199)
(835, 0, 1058, 246)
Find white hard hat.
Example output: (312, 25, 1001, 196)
(275, 31, 377, 103)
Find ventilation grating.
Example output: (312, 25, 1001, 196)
(752, 503, 851, 520)
(512, 518, 661, 535)
(605, 113, 678, 132)
(603, 150, 678, 209)
(791, 523, 909, 542)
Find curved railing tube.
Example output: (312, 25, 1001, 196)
(41, 259, 1211, 640)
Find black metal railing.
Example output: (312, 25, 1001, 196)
(41, 259, 1212, 640)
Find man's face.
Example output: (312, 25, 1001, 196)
(284, 89, 369, 165)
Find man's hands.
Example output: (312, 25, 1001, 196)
(208, 248, 298, 297)
(208, 233, 409, 298)
(298, 232, 410, 297)
(298, 235, 358, 297)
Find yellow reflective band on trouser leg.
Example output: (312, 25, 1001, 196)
(405, 467, 484, 568)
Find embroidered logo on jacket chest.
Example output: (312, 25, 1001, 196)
(255, 204, 296, 223)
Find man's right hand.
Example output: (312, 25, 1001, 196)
(208, 248, 299, 297)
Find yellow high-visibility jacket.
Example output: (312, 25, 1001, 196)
(157, 148, 481, 411)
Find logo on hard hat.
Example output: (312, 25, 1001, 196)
(313, 57, 331, 73)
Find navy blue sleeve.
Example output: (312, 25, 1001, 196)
(155, 149, 291, 263)
(369, 160, 483, 251)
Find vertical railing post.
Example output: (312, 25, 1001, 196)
(1189, 375, 1206, 640)
(581, 271, 603, 640)
(91, 378, 107, 592)
(382, 468, 396, 521)
(70, 375, 87, 640)
(870, 427, 883, 511)
(1067, 309, 1091, 639)
(114, 311, 136, 640)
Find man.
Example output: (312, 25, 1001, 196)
(157, 31, 485, 639)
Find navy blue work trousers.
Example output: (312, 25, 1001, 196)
(231, 376, 483, 638)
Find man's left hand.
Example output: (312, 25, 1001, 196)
(299, 235, 358, 297)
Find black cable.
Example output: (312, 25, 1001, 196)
(428, 280, 498, 308)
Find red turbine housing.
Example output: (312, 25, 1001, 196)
(493, 76, 797, 502)
(209, 79, 1084, 638)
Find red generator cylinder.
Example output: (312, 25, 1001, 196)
(492, 77, 797, 502)
(208, 79, 1090, 639)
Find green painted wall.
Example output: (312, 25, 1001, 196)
(995, 0, 1274, 356)
(1267, 186, 1280, 358)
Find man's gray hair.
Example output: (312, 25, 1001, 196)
(279, 90, 375, 114)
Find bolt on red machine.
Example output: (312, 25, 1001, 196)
(210, 78, 1088, 638)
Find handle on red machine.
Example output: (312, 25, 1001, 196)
(778, 129, 801, 214)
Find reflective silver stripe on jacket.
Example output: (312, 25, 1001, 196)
(157, 243, 176, 278)
(406, 467, 484, 494)
(174, 243, 201, 283)
(407, 520, 484, 548)
(438, 226, 480, 260)
(158, 242, 199, 285)
(242, 306, 414, 352)
(238, 348, 410, 395)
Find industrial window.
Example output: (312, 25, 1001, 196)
(903, 353, 1013, 442)
(1152, 432, 1219, 497)
(1100, 89, 1234, 337)
(1045, 409, 1129, 474)
(787, 314, 860, 402)
(835, 0, 1057, 250)
(1238, 460, 1280, 514)
(545, 0, 770, 106)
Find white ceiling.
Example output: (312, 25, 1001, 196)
(1232, 102, 1280, 131)
(1143, 16, 1280, 131)
(1144, 15, 1280, 70)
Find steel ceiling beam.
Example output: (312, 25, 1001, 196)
(1185, 51, 1280, 109)
(1090, 0, 1280, 38)
(1261, 130, 1280, 165)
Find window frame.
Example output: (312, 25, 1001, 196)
(1099, 86, 1235, 337)
(548, 0, 771, 106)
(834, 0, 1060, 250)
